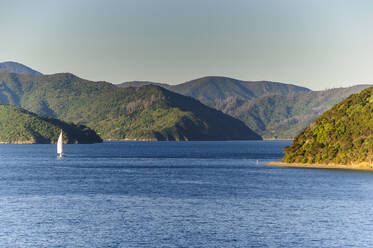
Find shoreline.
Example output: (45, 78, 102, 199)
(0, 139, 292, 144)
(265, 161, 373, 172)
(103, 139, 271, 142)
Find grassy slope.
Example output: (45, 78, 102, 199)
(0, 73, 261, 141)
(0, 104, 102, 143)
(283, 86, 373, 164)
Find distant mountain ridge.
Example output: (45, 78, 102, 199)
(223, 85, 372, 139)
(1, 61, 369, 140)
(0, 61, 42, 75)
(169, 76, 310, 105)
(119, 76, 371, 138)
(119, 76, 310, 104)
(120, 81, 170, 89)
(0, 72, 261, 141)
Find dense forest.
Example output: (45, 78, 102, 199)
(0, 72, 261, 141)
(0, 104, 102, 144)
(283, 86, 373, 164)
(120, 77, 370, 138)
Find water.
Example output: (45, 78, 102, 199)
(1, 141, 373, 247)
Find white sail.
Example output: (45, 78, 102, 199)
(57, 130, 63, 155)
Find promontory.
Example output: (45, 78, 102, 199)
(274, 86, 373, 170)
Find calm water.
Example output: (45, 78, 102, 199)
(1, 141, 373, 247)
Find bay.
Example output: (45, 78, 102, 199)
(0, 141, 373, 247)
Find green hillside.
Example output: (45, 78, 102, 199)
(221, 85, 371, 139)
(0, 104, 102, 144)
(0, 72, 261, 141)
(119, 76, 310, 106)
(169, 76, 310, 105)
(119, 76, 370, 138)
(283, 86, 373, 165)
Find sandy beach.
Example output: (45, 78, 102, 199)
(265, 161, 373, 172)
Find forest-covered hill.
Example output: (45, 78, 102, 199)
(0, 72, 261, 141)
(283, 86, 373, 164)
(0, 104, 101, 144)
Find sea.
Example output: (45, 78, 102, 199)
(1, 140, 373, 247)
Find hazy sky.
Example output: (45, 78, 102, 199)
(1, 0, 372, 90)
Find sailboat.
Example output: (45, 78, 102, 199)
(57, 130, 63, 158)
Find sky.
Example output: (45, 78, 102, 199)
(0, 0, 372, 90)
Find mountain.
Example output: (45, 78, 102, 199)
(119, 76, 310, 106)
(221, 85, 372, 139)
(0, 61, 42, 75)
(283, 86, 373, 165)
(119, 81, 171, 89)
(0, 72, 261, 141)
(0, 104, 102, 144)
(168, 76, 310, 105)
(119, 76, 371, 138)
